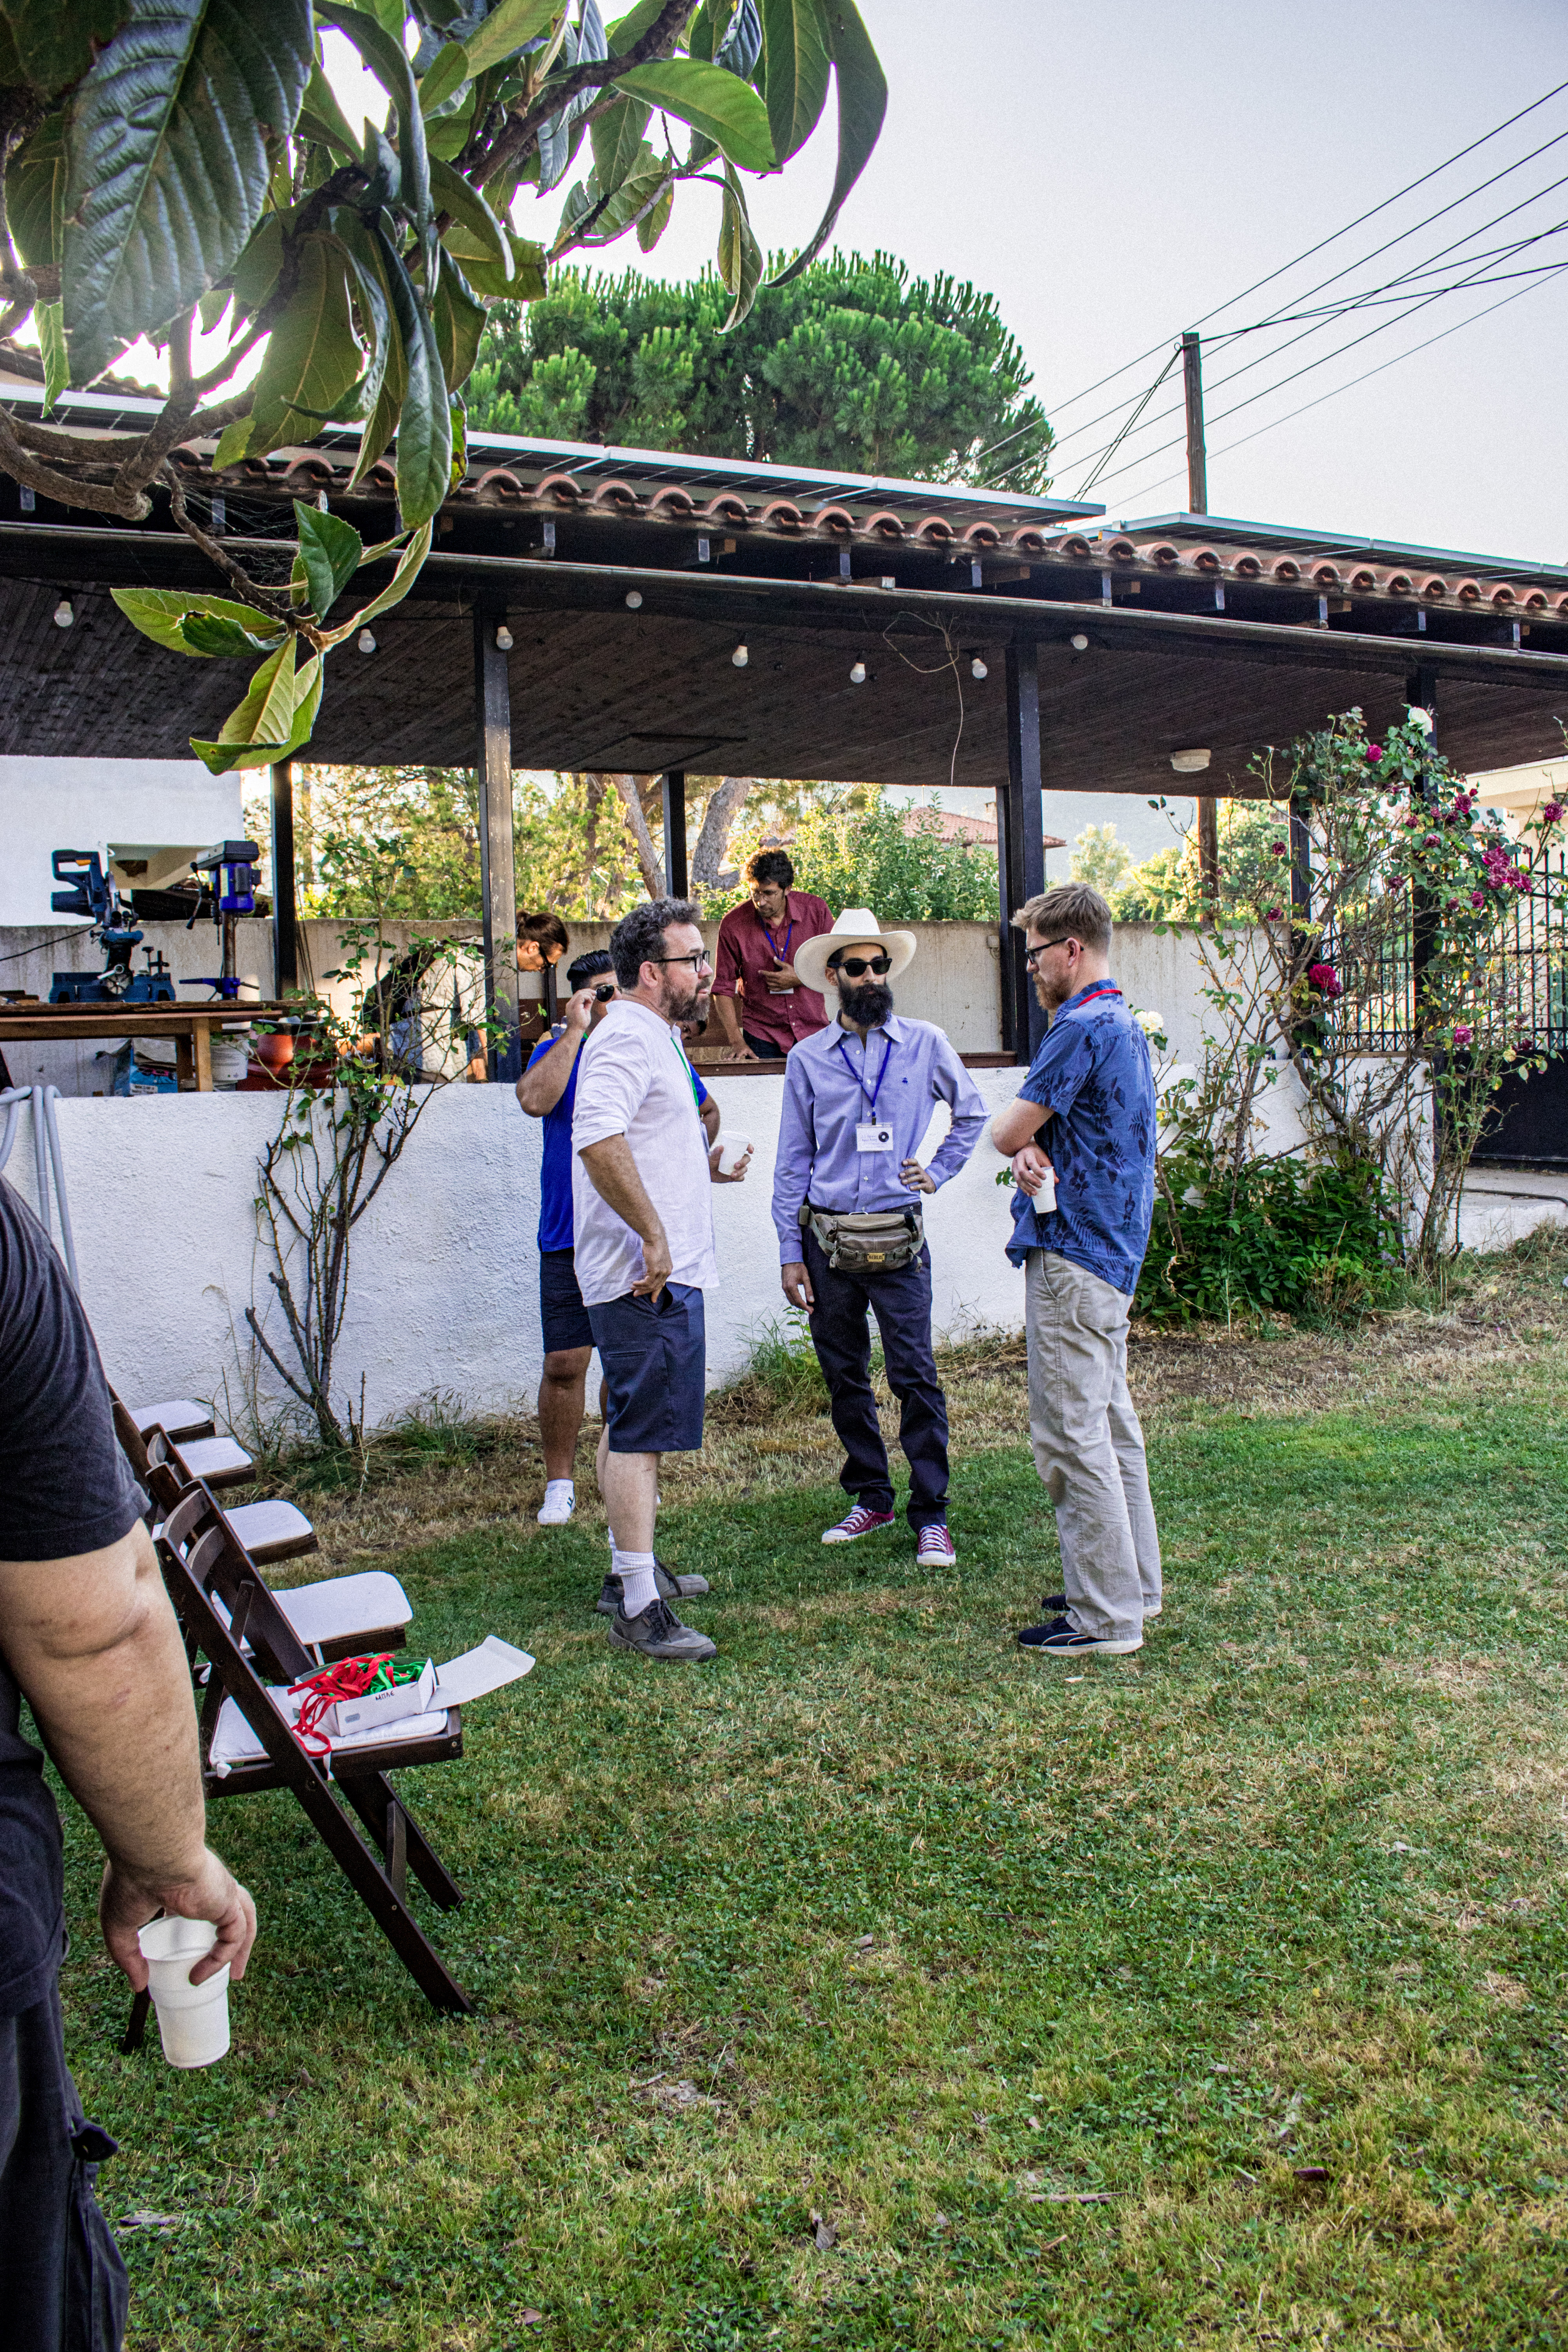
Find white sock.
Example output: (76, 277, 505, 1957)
(614, 1549, 659, 1616)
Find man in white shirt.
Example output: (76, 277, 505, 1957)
(573, 898, 747, 1661)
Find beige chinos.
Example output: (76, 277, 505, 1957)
(1025, 1248, 1161, 1642)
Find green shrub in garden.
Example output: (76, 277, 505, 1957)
(1136, 1145, 1405, 1325)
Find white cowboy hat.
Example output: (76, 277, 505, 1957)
(794, 908, 917, 998)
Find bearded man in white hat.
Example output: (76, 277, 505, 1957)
(773, 911, 988, 1565)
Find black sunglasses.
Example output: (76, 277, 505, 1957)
(1024, 936, 1076, 970)
(830, 953, 892, 978)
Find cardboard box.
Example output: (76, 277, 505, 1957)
(323, 1658, 436, 1739)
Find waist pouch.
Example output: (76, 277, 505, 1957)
(800, 1202, 923, 1274)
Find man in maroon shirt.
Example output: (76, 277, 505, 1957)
(710, 850, 835, 1058)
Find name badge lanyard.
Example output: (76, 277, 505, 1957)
(1073, 981, 1123, 1007)
(838, 1032, 895, 1151)
(670, 1031, 704, 1122)
(761, 912, 795, 994)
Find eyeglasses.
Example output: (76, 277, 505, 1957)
(1024, 936, 1076, 970)
(655, 950, 714, 973)
(829, 953, 892, 978)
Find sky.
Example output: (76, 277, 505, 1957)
(317, 4, 1568, 864)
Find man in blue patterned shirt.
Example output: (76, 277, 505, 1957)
(989, 884, 1161, 1656)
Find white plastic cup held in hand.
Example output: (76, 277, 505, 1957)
(1036, 1166, 1057, 1214)
(715, 1130, 752, 1176)
(136, 1916, 231, 2069)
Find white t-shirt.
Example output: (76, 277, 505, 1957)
(570, 999, 719, 1307)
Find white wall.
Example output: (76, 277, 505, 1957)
(1, 759, 243, 926)
(0, 1073, 1029, 1437)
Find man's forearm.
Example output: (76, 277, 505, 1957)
(579, 1135, 669, 1253)
(0, 1526, 207, 1885)
(515, 1028, 580, 1114)
(711, 993, 745, 1048)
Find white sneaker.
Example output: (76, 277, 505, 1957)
(537, 1479, 576, 1526)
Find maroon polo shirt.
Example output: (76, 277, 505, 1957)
(713, 889, 835, 1051)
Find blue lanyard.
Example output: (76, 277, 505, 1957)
(761, 913, 795, 964)
(836, 1031, 893, 1116)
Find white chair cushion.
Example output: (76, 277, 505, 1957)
(131, 1399, 215, 1442)
(175, 1436, 253, 1483)
(272, 1570, 413, 1650)
(223, 1499, 316, 1563)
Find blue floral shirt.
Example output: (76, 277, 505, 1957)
(1005, 980, 1156, 1296)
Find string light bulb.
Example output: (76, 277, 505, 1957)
(495, 624, 514, 651)
(1069, 633, 1089, 652)
(849, 659, 866, 684)
(625, 590, 643, 608)
(357, 628, 377, 654)
(53, 598, 73, 628)
(731, 643, 748, 668)
(970, 655, 987, 680)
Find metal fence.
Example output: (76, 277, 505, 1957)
(1323, 848, 1567, 1054)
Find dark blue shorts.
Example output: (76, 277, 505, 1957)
(539, 1249, 595, 1356)
(587, 1283, 706, 1454)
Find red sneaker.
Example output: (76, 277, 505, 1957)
(916, 1524, 956, 1568)
(821, 1504, 896, 1545)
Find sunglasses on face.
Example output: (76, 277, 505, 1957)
(1024, 936, 1076, 971)
(831, 953, 892, 978)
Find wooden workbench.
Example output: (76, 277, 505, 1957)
(0, 1000, 294, 1092)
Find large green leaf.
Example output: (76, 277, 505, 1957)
(417, 38, 471, 116)
(432, 261, 487, 391)
(716, 157, 760, 329)
(369, 221, 452, 526)
(759, 0, 829, 164)
(300, 60, 363, 154)
(61, 0, 314, 388)
(461, 0, 560, 78)
(8, 111, 64, 267)
(191, 636, 323, 772)
(616, 57, 775, 171)
(230, 232, 364, 459)
(590, 93, 652, 192)
(430, 153, 512, 273)
(111, 585, 285, 655)
(320, 519, 433, 648)
(768, 0, 884, 287)
(636, 175, 673, 252)
(334, 213, 408, 484)
(293, 498, 365, 619)
(0, 0, 127, 98)
(36, 302, 67, 412)
(315, 3, 432, 250)
(453, 229, 547, 301)
(229, 209, 283, 321)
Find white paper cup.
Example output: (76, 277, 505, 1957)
(715, 1130, 752, 1176)
(1036, 1168, 1057, 1214)
(137, 1917, 231, 2069)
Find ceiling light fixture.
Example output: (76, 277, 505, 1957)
(494, 624, 514, 651)
(731, 643, 749, 668)
(1169, 748, 1211, 775)
(625, 590, 643, 608)
(970, 655, 987, 681)
(357, 628, 377, 654)
(53, 598, 73, 628)
(849, 660, 867, 684)
(1069, 633, 1089, 652)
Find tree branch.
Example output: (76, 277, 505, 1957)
(0, 401, 153, 516)
(467, 0, 692, 189)
(161, 462, 302, 627)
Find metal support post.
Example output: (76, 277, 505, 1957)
(662, 770, 688, 898)
(1001, 641, 1049, 1062)
(269, 760, 299, 996)
(473, 602, 520, 1083)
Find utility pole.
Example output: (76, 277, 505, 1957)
(1184, 330, 1220, 917)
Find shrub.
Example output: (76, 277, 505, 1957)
(1135, 1147, 1405, 1326)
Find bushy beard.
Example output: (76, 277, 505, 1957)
(837, 977, 894, 1028)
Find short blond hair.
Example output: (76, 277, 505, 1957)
(1012, 882, 1112, 953)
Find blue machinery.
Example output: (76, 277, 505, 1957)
(49, 841, 262, 1005)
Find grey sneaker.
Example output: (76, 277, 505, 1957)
(608, 1595, 717, 1661)
(596, 1560, 711, 1615)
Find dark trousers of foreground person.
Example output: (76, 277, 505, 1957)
(804, 1229, 950, 1531)
(0, 1979, 128, 2349)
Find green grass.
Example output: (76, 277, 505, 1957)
(59, 1345, 1568, 2350)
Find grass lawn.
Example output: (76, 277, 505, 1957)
(57, 1239, 1568, 2350)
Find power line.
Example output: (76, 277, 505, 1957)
(1037, 76, 1568, 427)
(1081, 260, 1568, 507)
(1100, 265, 1568, 517)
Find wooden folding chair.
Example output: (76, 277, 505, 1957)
(113, 1400, 319, 1569)
(136, 1482, 473, 2027)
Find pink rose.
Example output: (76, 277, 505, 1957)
(1540, 800, 1563, 823)
(1307, 961, 1343, 999)
(1265, 906, 1282, 921)
(1453, 1025, 1474, 1045)
(1367, 746, 1383, 762)
(1471, 890, 1485, 907)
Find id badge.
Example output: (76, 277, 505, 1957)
(856, 1119, 894, 1153)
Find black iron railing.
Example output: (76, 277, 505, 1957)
(1322, 849, 1566, 1053)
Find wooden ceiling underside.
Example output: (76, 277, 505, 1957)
(1, 570, 1563, 793)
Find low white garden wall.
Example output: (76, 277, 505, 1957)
(1, 1071, 1031, 1437)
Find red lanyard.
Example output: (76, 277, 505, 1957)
(1072, 982, 1122, 1007)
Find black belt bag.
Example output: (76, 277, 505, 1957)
(800, 1201, 924, 1275)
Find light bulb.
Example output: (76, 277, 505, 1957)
(731, 643, 749, 668)
(53, 598, 73, 628)
(625, 590, 643, 609)
(495, 624, 514, 651)
(1069, 633, 1089, 652)
(970, 656, 987, 680)
(849, 660, 866, 684)
(357, 628, 377, 654)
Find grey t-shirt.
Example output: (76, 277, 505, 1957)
(0, 1178, 146, 2014)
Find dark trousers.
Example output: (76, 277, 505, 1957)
(804, 1229, 950, 1529)
(0, 1976, 127, 2350)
